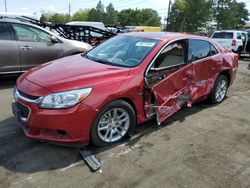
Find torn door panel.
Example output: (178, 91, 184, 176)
(148, 64, 193, 124)
(190, 76, 217, 102)
(153, 87, 190, 123)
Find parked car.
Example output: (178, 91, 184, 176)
(66, 21, 106, 38)
(211, 30, 248, 55)
(13, 32, 239, 146)
(0, 18, 92, 74)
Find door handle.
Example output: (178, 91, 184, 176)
(21, 46, 32, 51)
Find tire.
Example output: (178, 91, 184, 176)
(208, 75, 229, 104)
(90, 100, 136, 147)
(237, 47, 242, 57)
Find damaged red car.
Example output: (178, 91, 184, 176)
(13, 32, 239, 146)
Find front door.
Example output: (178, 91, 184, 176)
(11, 23, 63, 71)
(145, 39, 193, 124)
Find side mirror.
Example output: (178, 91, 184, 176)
(51, 36, 59, 43)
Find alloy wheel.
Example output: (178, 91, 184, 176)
(97, 108, 130, 143)
(215, 79, 228, 102)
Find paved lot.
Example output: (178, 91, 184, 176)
(0, 59, 250, 188)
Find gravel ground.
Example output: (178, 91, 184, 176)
(0, 59, 249, 188)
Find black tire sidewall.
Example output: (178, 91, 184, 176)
(90, 100, 136, 147)
(237, 47, 242, 56)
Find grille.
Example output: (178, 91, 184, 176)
(17, 103, 30, 119)
(18, 89, 40, 100)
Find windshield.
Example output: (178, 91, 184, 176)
(212, 32, 233, 39)
(85, 35, 159, 67)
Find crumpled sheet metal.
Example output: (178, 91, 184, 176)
(150, 76, 217, 124)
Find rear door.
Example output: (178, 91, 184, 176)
(145, 39, 193, 124)
(189, 39, 222, 102)
(10, 23, 63, 71)
(0, 22, 21, 73)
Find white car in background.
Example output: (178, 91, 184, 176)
(66, 21, 106, 38)
(211, 30, 248, 55)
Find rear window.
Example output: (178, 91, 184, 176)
(212, 32, 233, 39)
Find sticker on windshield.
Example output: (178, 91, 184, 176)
(136, 42, 156, 47)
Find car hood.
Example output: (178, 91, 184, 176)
(62, 38, 92, 50)
(22, 54, 130, 93)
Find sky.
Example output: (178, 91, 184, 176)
(0, 0, 250, 21)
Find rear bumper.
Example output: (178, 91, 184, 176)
(13, 98, 97, 145)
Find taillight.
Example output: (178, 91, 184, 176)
(232, 40, 236, 46)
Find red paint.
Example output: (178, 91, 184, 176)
(15, 33, 238, 145)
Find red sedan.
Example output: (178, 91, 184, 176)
(13, 32, 239, 146)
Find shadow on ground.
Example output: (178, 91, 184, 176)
(0, 97, 217, 174)
(0, 74, 21, 89)
(240, 55, 250, 62)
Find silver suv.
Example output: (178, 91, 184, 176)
(0, 18, 92, 74)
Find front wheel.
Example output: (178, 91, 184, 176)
(208, 75, 229, 104)
(90, 100, 136, 147)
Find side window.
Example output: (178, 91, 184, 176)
(189, 39, 210, 62)
(154, 40, 187, 68)
(12, 24, 51, 42)
(237, 32, 242, 40)
(0, 23, 13, 40)
(210, 43, 218, 56)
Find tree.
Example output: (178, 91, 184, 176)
(88, 8, 98, 21)
(168, 0, 213, 33)
(168, 0, 187, 32)
(213, 0, 249, 29)
(214, 0, 233, 29)
(228, 1, 249, 29)
(184, 0, 213, 33)
(105, 3, 118, 25)
(72, 9, 89, 21)
(49, 13, 70, 24)
(87, 0, 105, 22)
(40, 14, 47, 23)
(137, 9, 161, 26)
(118, 8, 161, 26)
(118, 9, 138, 26)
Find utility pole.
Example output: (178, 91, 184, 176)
(165, 0, 171, 31)
(4, 0, 7, 12)
(68, 2, 71, 16)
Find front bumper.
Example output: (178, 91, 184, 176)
(12, 97, 97, 145)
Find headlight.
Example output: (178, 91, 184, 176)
(39, 88, 92, 109)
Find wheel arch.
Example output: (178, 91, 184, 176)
(219, 69, 231, 85)
(89, 97, 137, 146)
(110, 97, 137, 118)
(107, 97, 138, 135)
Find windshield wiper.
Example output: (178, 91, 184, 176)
(85, 54, 114, 66)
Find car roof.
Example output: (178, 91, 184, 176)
(0, 18, 58, 36)
(122, 32, 208, 41)
(0, 17, 27, 24)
